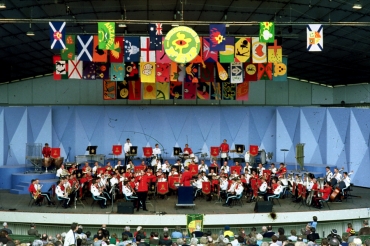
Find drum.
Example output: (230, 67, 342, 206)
(184, 159, 192, 167)
(221, 152, 228, 158)
(191, 154, 199, 163)
(54, 157, 64, 169)
(42, 157, 52, 168)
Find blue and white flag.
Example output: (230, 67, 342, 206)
(307, 24, 323, 52)
(77, 35, 93, 61)
(49, 21, 66, 49)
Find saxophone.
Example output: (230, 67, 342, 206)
(33, 184, 42, 199)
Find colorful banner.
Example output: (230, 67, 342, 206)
(157, 181, 169, 195)
(222, 82, 236, 100)
(124, 37, 140, 62)
(143, 83, 156, 99)
(53, 55, 67, 80)
(98, 22, 115, 50)
(185, 63, 199, 83)
(140, 62, 156, 83)
(202, 182, 211, 195)
(109, 37, 124, 63)
(187, 214, 204, 234)
(110, 63, 125, 81)
(103, 80, 116, 100)
(156, 37, 172, 63)
(200, 63, 215, 83)
(93, 35, 108, 62)
(61, 34, 75, 60)
(252, 37, 267, 63)
(273, 57, 288, 82)
(49, 21, 66, 49)
(268, 40, 282, 63)
(125, 62, 139, 81)
(230, 62, 243, 83)
(307, 24, 323, 51)
(140, 37, 155, 62)
(197, 82, 210, 100)
(184, 83, 197, 100)
(95, 62, 110, 79)
(77, 35, 93, 61)
(209, 24, 226, 51)
(236, 81, 249, 101)
(219, 37, 235, 63)
(149, 23, 163, 50)
(156, 82, 170, 100)
(129, 80, 142, 100)
(257, 63, 272, 81)
(202, 37, 218, 63)
(68, 58, 82, 79)
(259, 22, 275, 43)
(244, 63, 258, 82)
(82, 62, 96, 80)
(156, 63, 170, 82)
(210, 82, 222, 100)
(170, 81, 182, 99)
(216, 62, 229, 82)
(234, 37, 251, 62)
(117, 81, 129, 99)
(249, 145, 259, 156)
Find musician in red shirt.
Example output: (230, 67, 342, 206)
(183, 144, 193, 155)
(312, 183, 332, 209)
(135, 170, 149, 212)
(181, 166, 193, 187)
(275, 163, 287, 178)
(42, 143, 51, 158)
(219, 139, 230, 164)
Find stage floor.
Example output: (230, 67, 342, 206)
(0, 186, 368, 215)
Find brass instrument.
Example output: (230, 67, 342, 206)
(61, 169, 69, 177)
(317, 177, 325, 197)
(33, 184, 43, 199)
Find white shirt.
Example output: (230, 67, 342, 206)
(56, 185, 66, 197)
(92, 166, 99, 174)
(198, 163, 208, 173)
(220, 179, 228, 191)
(91, 185, 101, 196)
(161, 163, 170, 172)
(169, 171, 179, 176)
(306, 181, 314, 191)
(326, 170, 333, 182)
(158, 177, 167, 182)
(201, 176, 209, 182)
(343, 176, 351, 187)
(56, 168, 63, 177)
(258, 167, 265, 176)
(228, 182, 236, 193)
(270, 167, 277, 174)
(122, 185, 134, 196)
(64, 229, 76, 246)
(124, 142, 132, 154)
(153, 161, 162, 169)
(273, 184, 283, 195)
(259, 182, 268, 192)
(193, 179, 203, 189)
(153, 147, 161, 155)
(221, 165, 229, 174)
(110, 177, 119, 187)
(234, 183, 244, 195)
(333, 172, 342, 181)
(244, 165, 251, 174)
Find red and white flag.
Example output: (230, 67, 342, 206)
(140, 37, 155, 62)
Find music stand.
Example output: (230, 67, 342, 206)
(173, 147, 181, 156)
(86, 146, 98, 155)
(172, 165, 180, 174)
(75, 169, 83, 179)
(116, 166, 125, 174)
(235, 144, 245, 154)
(209, 166, 218, 175)
(280, 149, 289, 163)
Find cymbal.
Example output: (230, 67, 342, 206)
(194, 152, 202, 154)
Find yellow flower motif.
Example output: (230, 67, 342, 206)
(171, 32, 192, 54)
(215, 34, 224, 44)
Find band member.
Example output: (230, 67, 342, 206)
(152, 144, 162, 158)
(269, 163, 277, 176)
(122, 180, 138, 208)
(28, 179, 55, 206)
(259, 177, 268, 193)
(114, 160, 123, 170)
(306, 176, 314, 191)
(267, 181, 283, 201)
(233, 161, 242, 174)
(220, 161, 230, 175)
(275, 163, 287, 178)
(55, 180, 70, 208)
(126, 160, 134, 172)
(198, 160, 208, 173)
(312, 183, 332, 208)
(257, 163, 265, 177)
(192, 174, 203, 198)
(219, 139, 230, 164)
(181, 166, 193, 186)
(208, 168, 218, 179)
(223, 179, 244, 207)
(325, 166, 333, 184)
(339, 172, 351, 191)
(56, 164, 67, 178)
(330, 168, 342, 187)
(124, 138, 132, 166)
(135, 170, 149, 212)
(161, 160, 171, 174)
(139, 160, 147, 170)
(92, 162, 101, 176)
(243, 162, 251, 175)
(82, 162, 92, 174)
(200, 172, 209, 182)
(68, 163, 77, 175)
(219, 175, 228, 199)
(157, 173, 167, 182)
(96, 176, 111, 200)
(183, 144, 193, 156)
(91, 179, 107, 209)
(42, 143, 51, 158)
(105, 162, 114, 174)
(210, 159, 219, 170)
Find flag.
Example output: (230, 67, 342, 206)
(129, 80, 141, 100)
(244, 63, 258, 82)
(49, 21, 66, 49)
(216, 62, 229, 82)
(77, 35, 93, 61)
(125, 62, 139, 81)
(170, 63, 186, 82)
(98, 22, 115, 50)
(187, 214, 204, 235)
(83, 62, 96, 80)
(236, 81, 249, 101)
(268, 39, 282, 63)
(140, 62, 156, 83)
(103, 80, 116, 100)
(156, 82, 169, 100)
(143, 83, 156, 99)
(197, 82, 210, 100)
(252, 37, 267, 63)
(273, 57, 288, 81)
(185, 63, 200, 83)
(219, 37, 235, 63)
(307, 24, 323, 51)
(68, 58, 82, 79)
(222, 82, 236, 100)
(116, 81, 129, 99)
(170, 81, 183, 99)
(257, 63, 273, 80)
(184, 83, 197, 100)
(61, 34, 75, 60)
(110, 63, 125, 81)
(96, 62, 110, 79)
(234, 37, 251, 62)
(124, 37, 140, 62)
(149, 23, 163, 50)
(156, 37, 172, 63)
(209, 24, 226, 51)
(202, 37, 218, 62)
(210, 82, 222, 100)
(140, 37, 156, 62)
(230, 62, 243, 83)
(109, 37, 124, 63)
(259, 22, 275, 43)
(93, 36, 108, 62)
(200, 63, 215, 82)
(53, 55, 68, 80)
(156, 63, 170, 82)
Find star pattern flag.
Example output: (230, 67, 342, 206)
(116, 81, 129, 99)
(103, 80, 116, 100)
(219, 37, 235, 63)
(200, 63, 215, 82)
(185, 63, 200, 83)
(222, 82, 236, 100)
(140, 62, 156, 83)
(156, 37, 172, 63)
(53, 55, 68, 80)
(109, 37, 124, 63)
(202, 37, 218, 63)
(230, 62, 243, 83)
(110, 63, 125, 81)
(93, 36, 108, 62)
(257, 63, 273, 80)
(129, 80, 141, 100)
(77, 35, 93, 61)
(273, 57, 288, 82)
(197, 82, 210, 100)
(210, 82, 222, 100)
(68, 58, 82, 79)
(140, 37, 156, 62)
(149, 23, 163, 50)
(268, 39, 282, 63)
(143, 83, 156, 99)
(170, 81, 183, 99)
(98, 22, 115, 50)
(244, 63, 258, 81)
(125, 62, 139, 81)
(234, 37, 251, 62)
(49, 21, 66, 49)
(236, 81, 249, 101)
(124, 37, 140, 62)
(96, 62, 110, 79)
(216, 62, 229, 82)
(252, 37, 267, 63)
(307, 24, 323, 51)
(259, 22, 275, 43)
(156, 63, 170, 82)
(156, 82, 169, 100)
(184, 82, 197, 100)
(82, 62, 95, 80)
(209, 24, 226, 51)
(61, 34, 75, 60)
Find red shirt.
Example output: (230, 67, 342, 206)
(136, 175, 149, 192)
(220, 143, 229, 153)
(181, 171, 193, 186)
(42, 147, 51, 158)
(183, 147, 193, 154)
(320, 186, 332, 200)
(28, 184, 37, 193)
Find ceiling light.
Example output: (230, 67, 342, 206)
(118, 23, 126, 28)
(171, 24, 179, 27)
(0, 2, 6, 9)
(27, 22, 35, 36)
(353, 3, 362, 9)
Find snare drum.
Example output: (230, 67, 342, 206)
(221, 152, 228, 158)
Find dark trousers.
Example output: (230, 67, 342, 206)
(136, 191, 147, 210)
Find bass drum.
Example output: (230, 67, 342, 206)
(190, 153, 199, 163)
(184, 159, 192, 167)
(54, 157, 64, 169)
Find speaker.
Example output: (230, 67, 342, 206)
(254, 201, 273, 213)
(117, 202, 134, 214)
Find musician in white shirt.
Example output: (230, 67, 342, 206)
(220, 161, 230, 175)
(110, 174, 119, 187)
(157, 173, 167, 182)
(192, 174, 203, 198)
(56, 164, 66, 178)
(198, 160, 208, 173)
(331, 168, 342, 187)
(168, 168, 179, 177)
(122, 181, 138, 200)
(126, 160, 134, 171)
(124, 138, 132, 166)
(223, 179, 244, 206)
(92, 162, 100, 176)
(257, 163, 265, 177)
(259, 178, 268, 193)
(267, 181, 283, 201)
(269, 163, 277, 176)
(56, 180, 70, 208)
(153, 158, 162, 171)
(91, 179, 107, 208)
(244, 162, 251, 174)
(200, 172, 209, 182)
(325, 166, 333, 183)
(161, 160, 171, 173)
(173, 159, 184, 172)
(306, 178, 314, 191)
(152, 144, 162, 157)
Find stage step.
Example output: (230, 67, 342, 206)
(9, 189, 23, 195)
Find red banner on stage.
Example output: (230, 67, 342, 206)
(112, 145, 122, 155)
(189, 164, 198, 176)
(143, 147, 153, 157)
(157, 181, 169, 195)
(230, 166, 241, 175)
(51, 148, 60, 158)
(168, 176, 180, 190)
(210, 146, 220, 156)
(249, 145, 259, 156)
(134, 166, 146, 173)
(202, 181, 211, 195)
